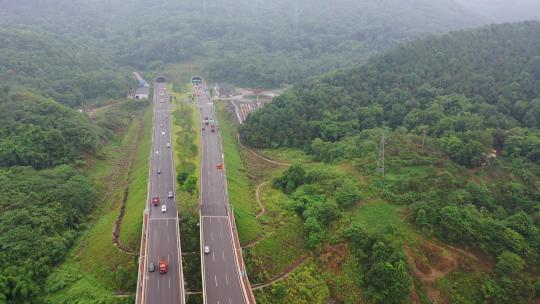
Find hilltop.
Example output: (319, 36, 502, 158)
(240, 21, 540, 163)
(1, 0, 484, 87)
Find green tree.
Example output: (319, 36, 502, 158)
(177, 171, 190, 185)
(273, 163, 306, 194)
(335, 179, 362, 208)
(496, 251, 525, 277)
(182, 175, 198, 193)
(415, 209, 429, 228)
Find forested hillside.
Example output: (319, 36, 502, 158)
(240, 21, 540, 303)
(0, 81, 147, 303)
(0, 29, 129, 107)
(0, 92, 99, 168)
(0, 22, 147, 301)
(240, 21, 540, 161)
(0, 165, 97, 303)
(1, 0, 484, 87)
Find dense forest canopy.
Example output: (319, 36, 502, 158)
(1, 0, 487, 87)
(0, 92, 100, 169)
(0, 28, 130, 107)
(240, 21, 540, 164)
(0, 165, 98, 303)
(0, 12, 149, 300)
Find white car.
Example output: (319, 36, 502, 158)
(155, 150, 159, 155)
(168, 191, 173, 198)
(160, 123, 164, 127)
(157, 169, 161, 174)
(166, 142, 170, 148)
(162, 131, 165, 135)
(161, 205, 167, 213)
(204, 245, 210, 254)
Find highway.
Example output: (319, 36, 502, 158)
(141, 79, 185, 304)
(196, 82, 250, 304)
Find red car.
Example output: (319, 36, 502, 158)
(152, 197, 160, 206)
(159, 257, 168, 274)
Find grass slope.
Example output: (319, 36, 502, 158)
(44, 105, 152, 303)
(216, 102, 262, 242)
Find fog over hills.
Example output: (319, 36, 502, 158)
(454, 0, 540, 22)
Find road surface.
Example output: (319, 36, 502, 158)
(142, 80, 185, 304)
(196, 83, 249, 304)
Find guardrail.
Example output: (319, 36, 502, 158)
(228, 207, 256, 304)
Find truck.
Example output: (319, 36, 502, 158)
(159, 257, 168, 274)
(152, 197, 160, 206)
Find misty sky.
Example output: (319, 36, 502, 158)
(454, 0, 540, 22)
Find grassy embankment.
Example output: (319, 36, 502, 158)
(44, 103, 153, 304)
(215, 102, 264, 242)
(215, 103, 306, 283)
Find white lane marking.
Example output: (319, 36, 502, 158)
(220, 231, 222, 240)
(168, 235, 170, 245)
(229, 298, 232, 304)
(225, 274, 229, 286)
(157, 280, 160, 290)
(212, 251, 215, 262)
(149, 217, 178, 221)
(169, 278, 171, 288)
(222, 251, 225, 261)
(214, 275, 218, 287)
(211, 233, 213, 241)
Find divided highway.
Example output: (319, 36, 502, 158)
(138, 79, 185, 304)
(196, 82, 255, 304)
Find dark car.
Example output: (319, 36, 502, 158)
(149, 261, 155, 272)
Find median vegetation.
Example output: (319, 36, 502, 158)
(169, 83, 203, 302)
